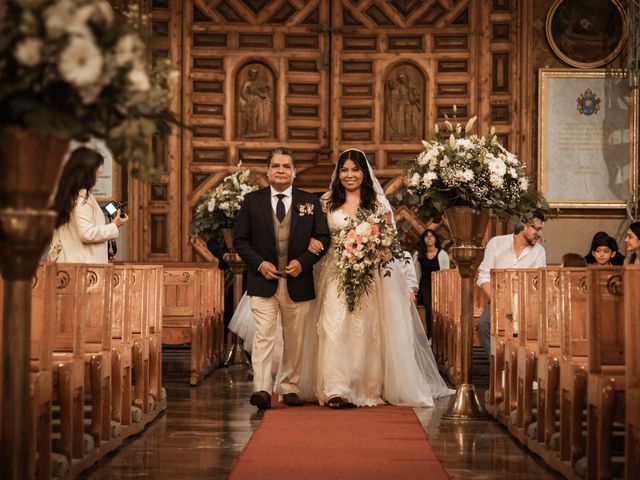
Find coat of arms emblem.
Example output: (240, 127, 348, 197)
(576, 88, 600, 116)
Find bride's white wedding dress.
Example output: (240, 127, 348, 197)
(297, 207, 454, 407)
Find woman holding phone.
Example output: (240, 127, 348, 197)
(49, 147, 128, 263)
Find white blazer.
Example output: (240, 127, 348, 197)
(50, 190, 119, 264)
(413, 249, 451, 283)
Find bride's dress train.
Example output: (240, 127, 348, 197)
(297, 209, 454, 407)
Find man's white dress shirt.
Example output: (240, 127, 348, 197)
(270, 185, 293, 215)
(476, 233, 546, 287)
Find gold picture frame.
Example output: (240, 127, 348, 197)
(538, 69, 638, 209)
(545, 0, 627, 69)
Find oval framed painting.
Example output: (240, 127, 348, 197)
(546, 0, 628, 68)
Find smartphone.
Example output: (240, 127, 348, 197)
(104, 200, 128, 217)
(104, 201, 119, 216)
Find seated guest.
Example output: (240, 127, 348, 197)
(584, 231, 625, 265)
(476, 211, 547, 357)
(49, 147, 128, 263)
(624, 221, 640, 265)
(413, 229, 450, 339)
(561, 253, 586, 267)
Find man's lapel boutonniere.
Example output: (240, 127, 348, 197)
(297, 203, 315, 216)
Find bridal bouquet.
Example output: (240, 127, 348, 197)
(0, 0, 179, 178)
(190, 167, 259, 238)
(400, 107, 549, 222)
(333, 210, 404, 312)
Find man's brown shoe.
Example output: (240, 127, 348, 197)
(250, 391, 271, 410)
(282, 393, 304, 407)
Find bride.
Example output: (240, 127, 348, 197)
(297, 148, 453, 408)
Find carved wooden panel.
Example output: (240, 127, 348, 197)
(182, 0, 330, 259)
(129, 0, 525, 260)
(129, 0, 182, 261)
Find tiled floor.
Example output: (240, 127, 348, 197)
(79, 361, 562, 479)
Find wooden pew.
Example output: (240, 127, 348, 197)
(488, 269, 509, 415)
(502, 269, 520, 424)
(625, 265, 640, 480)
(51, 263, 88, 461)
(83, 265, 114, 445)
(212, 267, 225, 366)
(515, 269, 541, 433)
(162, 263, 220, 385)
(110, 266, 133, 428)
(558, 267, 589, 469)
(120, 263, 167, 416)
(147, 266, 164, 406)
(535, 267, 563, 449)
(586, 266, 625, 479)
(127, 265, 152, 414)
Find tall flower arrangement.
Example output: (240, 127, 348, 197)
(399, 107, 549, 223)
(190, 167, 260, 239)
(0, 0, 179, 178)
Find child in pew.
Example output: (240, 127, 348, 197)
(561, 253, 586, 267)
(49, 147, 129, 263)
(584, 231, 625, 266)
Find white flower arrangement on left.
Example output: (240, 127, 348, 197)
(190, 167, 260, 238)
(0, 0, 180, 178)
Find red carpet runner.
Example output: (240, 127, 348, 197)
(228, 403, 450, 480)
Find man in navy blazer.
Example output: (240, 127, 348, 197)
(234, 147, 330, 410)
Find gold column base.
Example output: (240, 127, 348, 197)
(441, 383, 491, 421)
(224, 334, 251, 367)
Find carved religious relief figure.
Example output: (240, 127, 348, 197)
(237, 65, 274, 139)
(384, 67, 424, 142)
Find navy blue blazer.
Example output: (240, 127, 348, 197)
(233, 187, 330, 302)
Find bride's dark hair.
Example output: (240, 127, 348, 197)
(53, 147, 104, 228)
(327, 149, 377, 212)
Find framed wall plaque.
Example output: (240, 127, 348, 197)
(538, 69, 638, 208)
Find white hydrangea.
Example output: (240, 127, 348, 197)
(457, 169, 474, 183)
(14, 38, 43, 67)
(490, 174, 504, 188)
(487, 155, 506, 177)
(58, 35, 103, 87)
(416, 151, 430, 166)
(519, 177, 529, 191)
(422, 171, 437, 188)
(128, 67, 150, 92)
